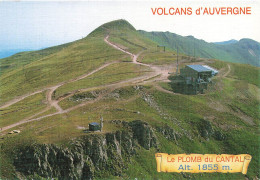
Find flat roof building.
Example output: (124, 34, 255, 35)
(89, 122, 100, 131)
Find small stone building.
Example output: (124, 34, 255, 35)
(89, 122, 100, 131)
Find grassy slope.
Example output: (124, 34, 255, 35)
(0, 91, 47, 127)
(0, 20, 259, 179)
(139, 30, 260, 67)
(0, 31, 130, 105)
(0, 43, 72, 76)
(138, 50, 176, 65)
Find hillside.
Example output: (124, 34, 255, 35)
(0, 23, 130, 105)
(139, 30, 260, 67)
(0, 19, 259, 179)
(214, 39, 238, 45)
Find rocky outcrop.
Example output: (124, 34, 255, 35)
(14, 120, 158, 179)
(156, 124, 181, 142)
(128, 120, 158, 150)
(198, 119, 226, 141)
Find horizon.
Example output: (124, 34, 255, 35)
(0, 1, 259, 52)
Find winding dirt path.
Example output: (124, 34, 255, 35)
(223, 64, 231, 77)
(104, 35, 171, 81)
(0, 89, 47, 109)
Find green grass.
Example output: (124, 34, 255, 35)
(58, 88, 106, 109)
(158, 81, 172, 91)
(33, 107, 57, 119)
(139, 49, 178, 65)
(0, 91, 47, 127)
(229, 63, 260, 87)
(222, 129, 259, 178)
(54, 62, 150, 99)
(108, 29, 156, 55)
(109, 35, 146, 55)
(208, 59, 229, 70)
(0, 42, 72, 76)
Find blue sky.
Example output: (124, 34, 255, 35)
(0, 0, 259, 51)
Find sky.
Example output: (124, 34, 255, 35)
(0, 0, 259, 50)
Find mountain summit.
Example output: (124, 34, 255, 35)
(100, 19, 136, 31)
(89, 19, 136, 37)
(214, 39, 238, 45)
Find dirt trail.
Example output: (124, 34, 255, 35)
(0, 89, 47, 109)
(46, 85, 63, 112)
(0, 107, 51, 132)
(68, 62, 118, 83)
(223, 64, 231, 77)
(104, 35, 170, 81)
(0, 62, 117, 110)
(45, 62, 117, 113)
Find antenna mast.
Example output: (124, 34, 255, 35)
(193, 38, 195, 59)
(100, 115, 103, 131)
(176, 46, 179, 76)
